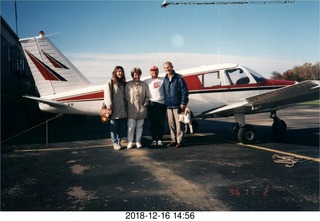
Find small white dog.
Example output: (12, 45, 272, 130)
(178, 107, 193, 133)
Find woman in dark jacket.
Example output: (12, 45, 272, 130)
(162, 61, 189, 148)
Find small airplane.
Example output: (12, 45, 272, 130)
(19, 31, 320, 144)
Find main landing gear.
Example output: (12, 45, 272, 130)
(232, 114, 257, 144)
(232, 123, 257, 144)
(232, 111, 287, 144)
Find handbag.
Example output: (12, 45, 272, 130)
(100, 104, 111, 124)
(100, 80, 114, 124)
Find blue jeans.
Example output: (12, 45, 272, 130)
(110, 118, 127, 144)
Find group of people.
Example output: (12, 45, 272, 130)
(103, 61, 189, 150)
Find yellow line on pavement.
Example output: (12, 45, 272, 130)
(238, 143, 320, 163)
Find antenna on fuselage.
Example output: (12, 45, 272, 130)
(161, 0, 295, 7)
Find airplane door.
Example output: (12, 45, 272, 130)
(197, 71, 225, 110)
(222, 68, 253, 103)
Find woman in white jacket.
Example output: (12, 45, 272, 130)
(125, 67, 150, 148)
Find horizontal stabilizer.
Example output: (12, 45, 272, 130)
(23, 96, 67, 108)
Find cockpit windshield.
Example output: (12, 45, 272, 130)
(245, 67, 266, 83)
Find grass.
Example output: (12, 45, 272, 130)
(299, 100, 320, 106)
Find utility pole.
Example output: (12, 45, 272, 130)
(15, 0, 19, 36)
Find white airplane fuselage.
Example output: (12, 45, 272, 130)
(37, 63, 295, 118)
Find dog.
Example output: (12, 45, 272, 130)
(178, 107, 194, 133)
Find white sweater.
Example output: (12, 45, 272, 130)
(144, 77, 165, 104)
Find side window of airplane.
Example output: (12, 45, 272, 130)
(225, 69, 249, 85)
(198, 72, 220, 88)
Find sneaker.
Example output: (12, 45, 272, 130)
(127, 142, 133, 149)
(113, 143, 121, 151)
(136, 142, 142, 148)
(157, 140, 163, 147)
(151, 140, 157, 146)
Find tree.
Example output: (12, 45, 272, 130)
(271, 71, 283, 79)
(272, 62, 319, 81)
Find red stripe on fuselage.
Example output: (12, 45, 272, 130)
(54, 79, 295, 102)
(183, 74, 295, 93)
(56, 91, 104, 102)
(188, 85, 285, 94)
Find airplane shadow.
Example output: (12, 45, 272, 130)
(194, 119, 319, 147)
(1, 114, 319, 150)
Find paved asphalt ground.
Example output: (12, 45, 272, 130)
(1, 105, 319, 217)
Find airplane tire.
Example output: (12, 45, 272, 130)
(272, 119, 287, 135)
(238, 125, 256, 144)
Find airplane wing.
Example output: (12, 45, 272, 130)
(204, 80, 320, 118)
(23, 95, 68, 108)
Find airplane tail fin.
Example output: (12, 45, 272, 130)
(20, 32, 92, 97)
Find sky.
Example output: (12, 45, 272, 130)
(1, 0, 319, 84)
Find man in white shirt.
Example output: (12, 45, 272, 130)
(144, 66, 166, 147)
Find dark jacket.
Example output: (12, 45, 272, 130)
(162, 71, 189, 109)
